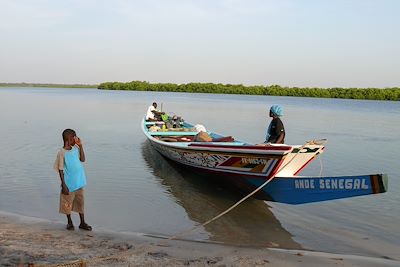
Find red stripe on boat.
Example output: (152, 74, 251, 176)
(293, 148, 324, 176)
(219, 157, 242, 167)
(370, 175, 379, 194)
(293, 156, 316, 176)
(267, 158, 285, 178)
(189, 144, 292, 151)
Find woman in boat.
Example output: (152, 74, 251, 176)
(265, 105, 285, 144)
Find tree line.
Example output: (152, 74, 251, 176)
(98, 81, 400, 101)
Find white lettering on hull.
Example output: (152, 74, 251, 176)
(241, 158, 268, 165)
(295, 178, 369, 190)
(295, 179, 315, 189)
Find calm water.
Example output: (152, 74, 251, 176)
(0, 88, 399, 259)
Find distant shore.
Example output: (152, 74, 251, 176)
(2, 81, 399, 101)
(98, 81, 400, 101)
(1, 211, 399, 267)
(0, 83, 97, 88)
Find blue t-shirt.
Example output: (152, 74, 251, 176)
(63, 147, 87, 192)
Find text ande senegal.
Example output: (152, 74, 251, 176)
(294, 178, 369, 190)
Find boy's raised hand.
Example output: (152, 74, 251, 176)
(74, 136, 82, 147)
(74, 136, 86, 162)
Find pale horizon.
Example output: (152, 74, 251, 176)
(0, 0, 399, 88)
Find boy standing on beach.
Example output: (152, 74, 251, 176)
(54, 129, 92, 231)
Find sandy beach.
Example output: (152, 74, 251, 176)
(1, 211, 398, 267)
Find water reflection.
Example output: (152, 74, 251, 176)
(141, 141, 301, 248)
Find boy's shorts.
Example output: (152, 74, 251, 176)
(59, 188, 84, 214)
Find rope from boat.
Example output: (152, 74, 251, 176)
(310, 138, 327, 177)
(166, 139, 322, 241)
(318, 153, 324, 177)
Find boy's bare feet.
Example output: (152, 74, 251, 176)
(66, 223, 74, 230)
(79, 223, 92, 231)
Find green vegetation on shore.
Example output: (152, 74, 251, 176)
(0, 83, 97, 88)
(2, 81, 398, 101)
(98, 81, 400, 101)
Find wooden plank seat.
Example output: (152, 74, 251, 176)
(145, 121, 165, 126)
(149, 131, 199, 136)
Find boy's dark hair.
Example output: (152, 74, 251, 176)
(62, 129, 76, 142)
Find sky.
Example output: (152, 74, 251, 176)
(0, 0, 399, 88)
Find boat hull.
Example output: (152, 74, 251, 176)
(148, 146, 388, 204)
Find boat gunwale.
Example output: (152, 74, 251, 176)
(188, 143, 292, 151)
(141, 119, 294, 155)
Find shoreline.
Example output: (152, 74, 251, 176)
(1, 83, 399, 101)
(1, 211, 399, 266)
(0, 83, 97, 88)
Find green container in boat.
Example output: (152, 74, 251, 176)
(161, 114, 169, 121)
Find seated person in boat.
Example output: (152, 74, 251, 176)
(264, 105, 285, 144)
(146, 102, 165, 121)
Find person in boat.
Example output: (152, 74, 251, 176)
(265, 105, 285, 144)
(146, 102, 165, 121)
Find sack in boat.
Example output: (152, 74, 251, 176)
(172, 115, 184, 127)
(194, 124, 207, 132)
(194, 131, 213, 142)
(149, 125, 160, 132)
(165, 121, 173, 129)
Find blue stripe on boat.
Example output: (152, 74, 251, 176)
(245, 174, 387, 204)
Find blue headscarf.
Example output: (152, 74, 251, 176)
(266, 105, 283, 142)
(270, 105, 283, 117)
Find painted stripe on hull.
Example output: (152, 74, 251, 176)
(152, 142, 282, 178)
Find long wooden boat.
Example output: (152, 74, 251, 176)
(142, 119, 388, 204)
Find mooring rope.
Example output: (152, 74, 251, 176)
(318, 153, 324, 177)
(165, 139, 324, 242)
(31, 139, 325, 267)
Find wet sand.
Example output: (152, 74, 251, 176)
(1, 211, 399, 267)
